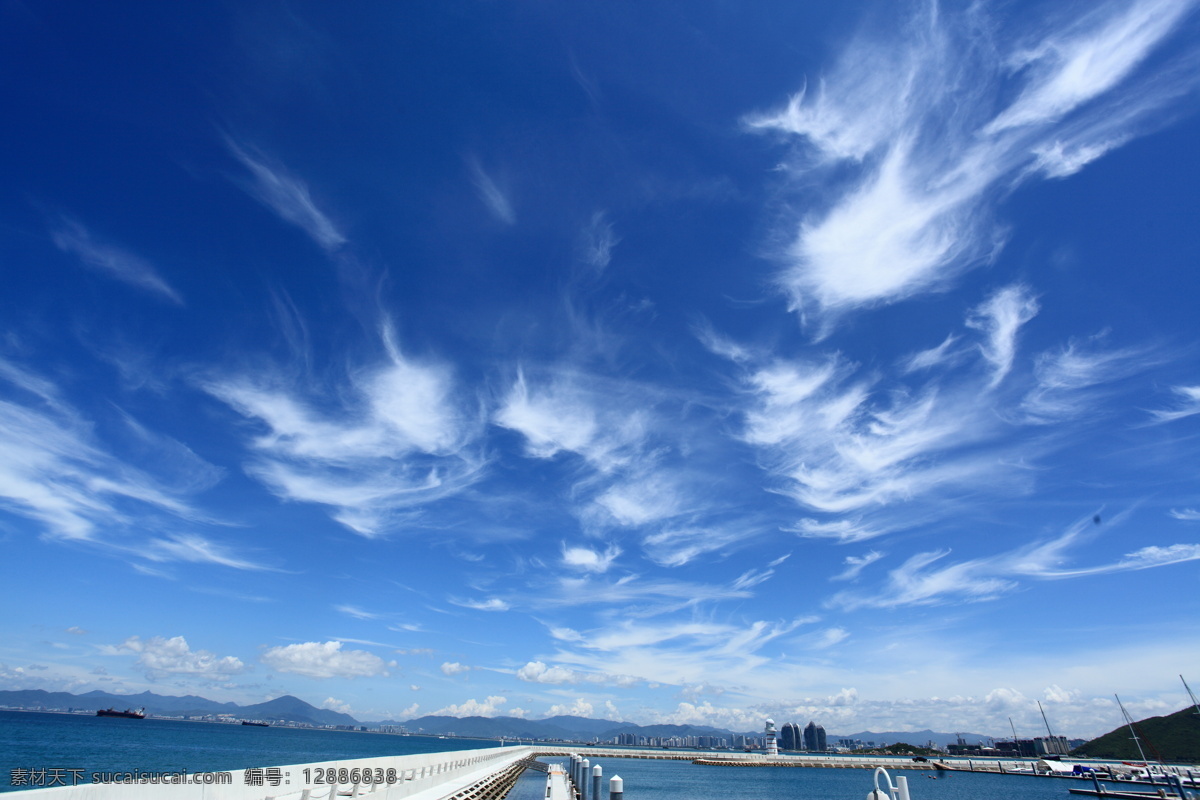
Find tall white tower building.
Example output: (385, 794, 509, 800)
(764, 718, 778, 756)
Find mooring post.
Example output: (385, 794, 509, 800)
(581, 759, 591, 800)
(592, 764, 602, 800)
(610, 774, 623, 800)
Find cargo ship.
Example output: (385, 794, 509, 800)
(96, 708, 145, 719)
(241, 720, 270, 727)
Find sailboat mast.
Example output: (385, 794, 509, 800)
(1036, 700, 1056, 738)
(1114, 694, 1151, 764)
(1182, 675, 1200, 716)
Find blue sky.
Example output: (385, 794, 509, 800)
(2, 0, 1199, 739)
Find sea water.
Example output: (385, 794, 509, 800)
(536, 756, 1078, 800)
(0, 710, 1076, 800)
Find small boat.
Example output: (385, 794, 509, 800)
(96, 708, 145, 719)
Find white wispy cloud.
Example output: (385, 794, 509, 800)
(747, 0, 1199, 320)
(832, 551, 884, 581)
(261, 641, 388, 679)
(1171, 508, 1200, 521)
(722, 289, 1160, 548)
(593, 474, 685, 527)
(143, 534, 274, 572)
(1148, 385, 1200, 423)
(548, 616, 812, 691)
(1020, 340, 1149, 423)
(740, 350, 1007, 516)
(966, 285, 1040, 388)
(534, 573, 754, 614)
(579, 211, 618, 271)
(440, 661, 471, 676)
(336, 605, 382, 620)
(493, 370, 647, 471)
(788, 518, 888, 544)
(467, 156, 515, 225)
(450, 597, 511, 612)
(49, 217, 182, 304)
(224, 137, 347, 251)
(900, 334, 967, 374)
(203, 324, 484, 537)
(829, 514, 1200, 610)
(641, 523, 753, 567)
(0, 361, 220, 546)
(984, 0, 1195, 134)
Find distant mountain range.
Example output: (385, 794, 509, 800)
(1, 688, 995, 747)
(0, 689, 357, 727)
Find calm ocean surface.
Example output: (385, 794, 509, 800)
(0, 710, 1078, 800)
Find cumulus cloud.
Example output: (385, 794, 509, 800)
(261, 641, 388, 679)
(433, 696, 509, 717)
(322, 697, 352, 714)
(440, 661, 471, 676)
(50, 217, 182, 303)
(516, 661, 580, 685)
(561, 543, 621, 573)
(748, 0, 1199, 321)
(514, 661, 639, 688)
(546, 698, 594, 718)
(120, 636, 245, 680)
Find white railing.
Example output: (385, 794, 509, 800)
(14, 744, 534, 800)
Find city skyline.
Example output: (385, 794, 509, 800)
(2, 0, 1200, 740)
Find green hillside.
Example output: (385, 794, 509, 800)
(1072, 706, 1200, 763)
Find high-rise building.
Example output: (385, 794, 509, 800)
(764, 719, 778, 756)
(779, 722, 802, 751)
(803, 721, 826, 752)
